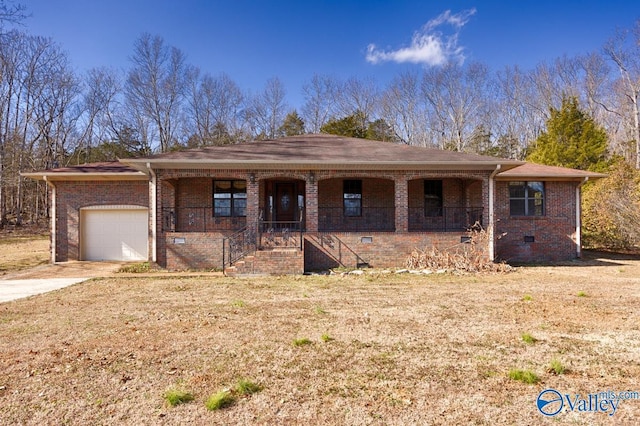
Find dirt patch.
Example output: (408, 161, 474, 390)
(1, 252, 639, 424)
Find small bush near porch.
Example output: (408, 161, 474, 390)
(1, 255, 639, 424)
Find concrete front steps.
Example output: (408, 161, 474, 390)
(225, 248, 304, 276)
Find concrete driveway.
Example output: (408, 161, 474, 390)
(0, 261, 124, 303)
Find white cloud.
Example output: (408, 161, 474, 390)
(366, 8, 476, 66)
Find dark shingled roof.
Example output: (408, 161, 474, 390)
(122, 134, 523, 170)
(21, 161, 147, 180)
(22, 135, 606, 181)
(496, 162, 606, 180)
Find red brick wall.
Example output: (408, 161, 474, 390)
(53, 180, 149, 261)
(494, 181, 578, 262)
(165, 232, 227, 270)
(304, 231, 478, 271)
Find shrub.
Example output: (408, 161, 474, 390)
(521, 333, 537, 344)
(406, 226, 513, 273)
(118, 262, 151, 273)
(583, 159, 640, 249)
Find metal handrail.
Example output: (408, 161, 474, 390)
(222, 221, 258, 273)
(308, 233, 368, 269)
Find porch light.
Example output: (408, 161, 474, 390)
(249, 173, 255, 184)
(308, 172, 315, 184)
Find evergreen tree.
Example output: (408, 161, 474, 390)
(320, 111, 367, 138)
(278, 110, 305, 136)
(527, 96, 609, 171)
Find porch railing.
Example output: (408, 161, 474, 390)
(408, 206, 483, 232)
(162, 207, 246, 232)
(258, 220, 304, 250)
(318, 207, 395, 232)
(222, 221, 258, 270)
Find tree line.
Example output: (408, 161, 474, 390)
(1, 7, 639, 235)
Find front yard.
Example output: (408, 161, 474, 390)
(1, 253, 639, 424)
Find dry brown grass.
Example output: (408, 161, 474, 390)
(1, 252, 640, 424)
(0, 232, 49, 275)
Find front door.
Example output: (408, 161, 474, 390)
(275, 183, 296, 222)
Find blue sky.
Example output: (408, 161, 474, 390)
(25, 1, 640, 109)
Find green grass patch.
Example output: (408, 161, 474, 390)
(549, 358, 566, 375)
(293, 337, 312, 347)
(163, 388, 194, 407)
(231, 299, 246, 308)
(521, 332, 537, 344)
(205, 390, 235, 411)
(508, 369, 539, 384)
(321, 333, 334, 342)
(522, 294, 533, 301)
(577, 291, 587, 297)
(235, 379, 263, 395)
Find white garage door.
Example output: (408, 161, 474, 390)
(81, 207, 148, 261)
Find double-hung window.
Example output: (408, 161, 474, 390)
(213, 180, 247, 217)
(424, 180, 443, 217)
(509, 181, 544, 216)
(343, 180, 362, 217)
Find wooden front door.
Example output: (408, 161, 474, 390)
(275, 183, 296, 222)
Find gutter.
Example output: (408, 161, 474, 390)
(43, 176, 56, 263)
(575, 177, 589, 258)
(488, 164, 502, 261)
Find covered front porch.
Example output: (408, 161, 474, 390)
(156, 169, 490, 272)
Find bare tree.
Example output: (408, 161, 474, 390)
(126, 33, 189, 152)
(301, 74, 339, 133)
(76, 67, 122, 162)
(335, 76, 379, 130)
(421, 62, 490, 151)
(186, 70, 245, 145)
(603, 21, 640, 168)
(246, 77, 288, 140)
(0, 0, 27, 30)
(380, 71, 429, 146)
(0, 31, 79, 226)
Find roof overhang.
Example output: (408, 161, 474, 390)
(121, 158, 524, 172)
(21, 171, 148, 181)
(495, 163, 607, 181)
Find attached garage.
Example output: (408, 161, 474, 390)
(80, 206, 149, 261)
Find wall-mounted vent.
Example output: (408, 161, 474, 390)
(524, 235, 535, 243)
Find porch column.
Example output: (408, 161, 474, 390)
(394, 177, 408, 232)
(246, 173, 260, 225)
(305, 175, 318, 232)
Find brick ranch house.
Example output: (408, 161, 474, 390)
(24, 134, 604, 274)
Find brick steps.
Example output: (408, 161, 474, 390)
(225, 249, 303, 276)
